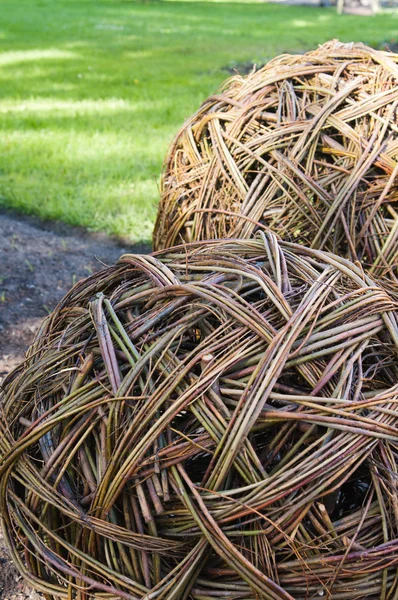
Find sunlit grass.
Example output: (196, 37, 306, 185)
(0, 48, 79, 66)
(0, 0, 397, 242)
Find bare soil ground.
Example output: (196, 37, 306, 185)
(0, 209, 149, 378)
(0, 209, 150, 599)
(0, 530, 42, 600)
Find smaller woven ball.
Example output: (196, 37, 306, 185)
(154, 40, 398, 283)
(1, 233, 398, 600)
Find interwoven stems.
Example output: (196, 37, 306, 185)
(154, 40, 398, 283)
(1, 233, 398, 600)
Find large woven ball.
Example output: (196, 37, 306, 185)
(2, 233, 398, 600)
(154, 40, 398, 283)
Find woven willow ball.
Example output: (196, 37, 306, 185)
(2, 233, 398, 600)
(154, 40, 398, 283)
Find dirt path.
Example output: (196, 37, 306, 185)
(0, 530, 42, 600)
(0, 209, 150, 599)
(0, 209, 150, 378)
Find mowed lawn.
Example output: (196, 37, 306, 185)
(0, 0, 397, 242)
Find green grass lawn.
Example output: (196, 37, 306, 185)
(0, 0, 397, 242)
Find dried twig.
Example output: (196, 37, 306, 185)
(1, 233, 398, 599)
(154, 41, 398, 285)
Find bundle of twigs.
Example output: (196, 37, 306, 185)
(2, 233, 398, 599)
(154, 40, 398, 283)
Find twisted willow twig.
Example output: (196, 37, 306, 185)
(154, 40, 398, 285)
(1, 233, 398, 599)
